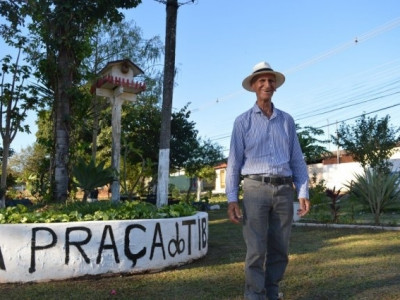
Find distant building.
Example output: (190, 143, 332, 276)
(212, 148, 400, 194)
(212, 162, 227, 194)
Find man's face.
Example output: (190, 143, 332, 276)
(251, 73, 276, 101)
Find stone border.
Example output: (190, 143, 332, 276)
(0, 212, 208, 283)
(293, 222, 400, 231)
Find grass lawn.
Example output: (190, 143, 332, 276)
(1, 201, 400, 299)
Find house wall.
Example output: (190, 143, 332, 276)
(169, 175, 191, 192)
(308, 162, 364, 190)
(213, 168, 226, 194)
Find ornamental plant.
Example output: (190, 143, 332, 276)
(346, 168, 400, 225)
(72, 158, 115, 202)
(325, 187, 343, 223)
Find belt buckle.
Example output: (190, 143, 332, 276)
(263, 176, 276, 185)
(265, 176, 284, 185)
(270, 177, 279, 185)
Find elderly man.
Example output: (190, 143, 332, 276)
(225, 62, 310, 300)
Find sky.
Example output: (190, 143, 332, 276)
(2, 0, 400, 155)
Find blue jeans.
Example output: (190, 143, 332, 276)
(242, 178, 294, 300)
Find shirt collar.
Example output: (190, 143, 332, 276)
(252, 102, 279, 119)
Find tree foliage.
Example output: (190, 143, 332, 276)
(110, 102, 203, 175)
(184, 139, 224, 201)
(333, 114, 400, 173)
(22, 0, 143, 202)
(296, 125, 331, 164)
(8, 143, 50, 203)
(120, 136, 154, 200)
(0, 1, 25, 35)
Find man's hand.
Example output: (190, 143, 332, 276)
(227, 202, 242, 224)
(297, 198, 311, 217)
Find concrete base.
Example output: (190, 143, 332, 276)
(293, 202, 300, 222)
(0, 212, 208, 283)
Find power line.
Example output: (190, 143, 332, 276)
(292, 62, 400, 119)
(296, 90, 400, 121)
(316, 102, 400, 129)
(208, 102, 400, 148)
(204, 16, 400, 114)
(198, 17, 400, 148)
(283, 17, 400, 75)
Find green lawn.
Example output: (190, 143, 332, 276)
(1, 202, 400, 299)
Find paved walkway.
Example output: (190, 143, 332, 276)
(293, 222, 400, 231)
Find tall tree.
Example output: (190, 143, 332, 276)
(0, 3, 39, 207)
(24, 0, 142, 202)
(0, 52, 38, 207)
(155, 0, 196, 207)
(333, 114, 400, 173)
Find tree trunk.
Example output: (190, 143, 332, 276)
(91, 42, 100, 162)
(374, 212, 381, 225)
(157, 0, 178, 207)
(92, 95, 100, 161)
(196, 177, 202, 201)
(185, 177, 194, 202)
(110, 96, 122, 203)
(0, 138, 10, 208)
(0, 94, 12, 208)
(53, 47, 73, 203)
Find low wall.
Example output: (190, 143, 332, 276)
(0, 212, 208, 283)
(308, 162, 364, 190)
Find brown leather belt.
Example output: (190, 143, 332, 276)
(245, 175, 293, 185)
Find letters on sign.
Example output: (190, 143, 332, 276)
(0, 217, 207, 273)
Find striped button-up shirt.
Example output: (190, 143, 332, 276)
(225, 103, 309, 202)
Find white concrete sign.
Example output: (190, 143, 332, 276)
(0, 212, 208, 283)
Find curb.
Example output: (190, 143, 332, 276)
(293, 222, 400, 231)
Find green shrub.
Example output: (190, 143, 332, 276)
(72, 158, 115, 202)
(0, 201, 198, 224)
(309, 173, 328, 209)
(169, 184, 181, 200)
(346, 169, 400, 225)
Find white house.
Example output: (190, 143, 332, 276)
(213, 162, 227, 194)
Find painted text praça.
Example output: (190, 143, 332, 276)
(0, 217, 207, 273)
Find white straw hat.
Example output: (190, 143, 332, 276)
(242, 61, 285, 92)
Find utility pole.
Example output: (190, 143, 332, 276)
(336, 121, 340, 164)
